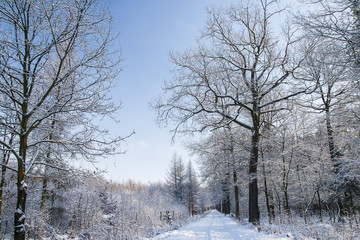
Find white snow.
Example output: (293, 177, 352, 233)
(20, 180, 27, 189)
(149, 210, 288, 240)
(15, 208, 24, 214)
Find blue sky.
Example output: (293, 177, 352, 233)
(94, 0, 242, 183)
(97, 0, 300, 183)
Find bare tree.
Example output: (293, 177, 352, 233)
(154, 0, 307, 224)
(297, 38, 352, 171)
(189, 126, 246, 219)
(0, 0, 125, 238)
(297, 0, 360, 89)
(296, 0, 360, 222)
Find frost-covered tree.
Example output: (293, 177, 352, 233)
(296, 0, 360, 220)
(154, 0, 309, 224)
(297, 38, 352, 172)
(188, 127, 248, 218)
(166, 153, 186, 203)
(298, 0, 360, 68)
(0, 0, 125, 238)
(184, 160, 200, 216)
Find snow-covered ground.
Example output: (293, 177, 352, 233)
(149, 210, 288, 240)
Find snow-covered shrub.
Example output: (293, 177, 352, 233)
(260, 215, 360, 240)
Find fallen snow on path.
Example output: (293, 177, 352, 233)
(150, 210, 287, 240)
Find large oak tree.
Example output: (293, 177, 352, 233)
(154, 0, 308, 224)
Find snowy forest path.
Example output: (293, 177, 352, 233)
(150, 210, 285, 240)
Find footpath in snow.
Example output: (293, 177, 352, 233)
(150, 210, 286, 240)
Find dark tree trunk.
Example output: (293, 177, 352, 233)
(280, 130, 291, 217)
(222, 193, 231, 215)
(15, 34, 30, 238)
(0, 134, 13, 231)
(221, 180, 231, 215)
(14, 136, 27, 240)
(41, 173, 48, 212)
(317, 189, 323, 222)
(233, 171, 240, 219)
(14, 3, 31, 238)
(284, 187, 291, 216)
(325, 108, 339, 171)
(0, 163, 7, 231)
(248, 127, 260, 225)
(262, 161, 275, 223)
(228, 130, 240, 220)
(0, 165, 5, 231)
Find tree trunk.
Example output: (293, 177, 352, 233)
(14, 136, 27, 240)
(262, 161, 275, 223)
(248, 127, 260, 225)
(317, 189, 323, 222)
(282, 161, 291, 217)
(40, 170, 49, 239)
(0, 166, 5, 232)
(281, 131, 291, 217)
(275, 189, 282, 221)
(41, 173, 48, 213)
(222, 181, 231, 215)
(40, 152, 51, 213)
(14, 4, 31, 238)
(41, 124, 55, 213)
(233, 171, 240, 219)
(228, 130, 240, 220)
(0, 164, 7, 232)
(325, 107, 339, 171)
(222, 194, 231, 215)
(0, 138, 12, 231)
(325, 107, 347, 219)
(284, 187, 291, 217)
